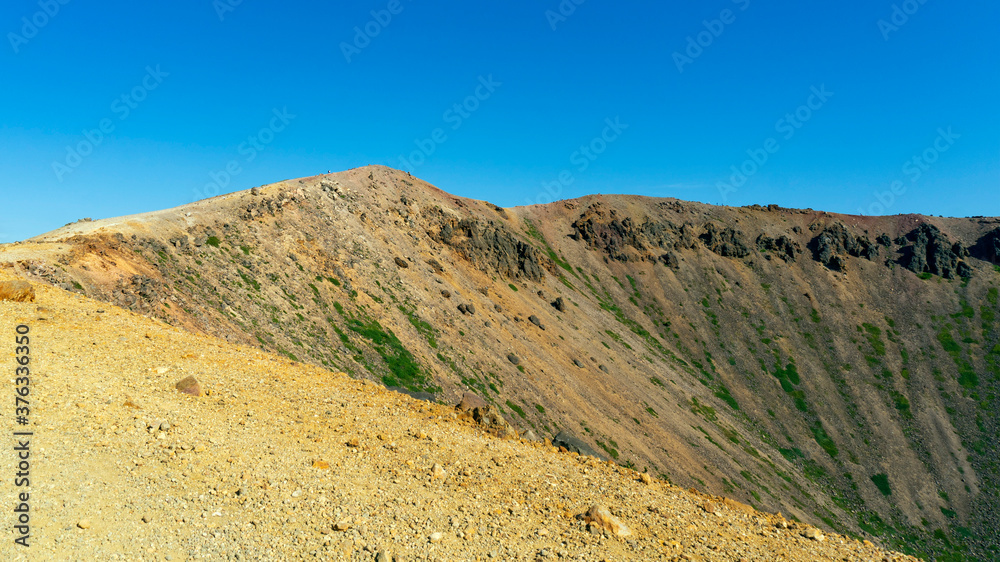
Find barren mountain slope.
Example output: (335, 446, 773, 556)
(0, 273, 917, 561)
(2, 165, 998, 560)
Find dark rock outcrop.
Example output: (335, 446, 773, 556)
(570, 203, 694, 262)
(659, 251, 680, 269)
(700, 224, 751, 258)
(756, 234, 800, 262)
(552, 297, 566, 312)
(425, 208, 547, 281)
(972, 227, 1000, 265)
(899, 224, 971, 279)
(810, 223, 878, 271)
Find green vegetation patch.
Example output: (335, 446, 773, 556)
(810, 420, 839, 458)
(506, 400, 527, 419)
(398, 305, 438, 349)
(937, 324, 978, 389)
(343, 314, 435, 393)
(862, 323, 887, 356)
(871, 473, 892, 496)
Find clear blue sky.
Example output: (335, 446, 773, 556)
(2, 0, 998, 242)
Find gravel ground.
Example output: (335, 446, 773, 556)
(0, 276, 915, 561)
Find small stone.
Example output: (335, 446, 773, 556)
(586, 505, 631, 537)
(159, 421, 171, 432)
(432, 463, 446, 479)
(703, 502, 721, 515)
(334, 520, 351, 531)
(441, 290, 451, 298)
(394, 257, 409, 269)
(375, 552, 390, 562)
(639, 473, 653, 485)
(155, 366, 171, 375)
(551, 297, 566, 312)
(507, 353, 520, 366)
(804, 528, 825, 542)
(141, 514, 152, 523)
(429, 532, 443, 543)
(312, 460, 330, 469)
(77, 519, 91, 529)
(174, 376, 202, 397)
(346, 438, 360, 448)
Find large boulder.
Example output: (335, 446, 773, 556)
(552, 430, 607, 461)
(456, 392, 488, 412)
(468, 405, 518, 439)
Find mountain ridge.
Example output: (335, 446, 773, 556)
(3, 165, 998, 560)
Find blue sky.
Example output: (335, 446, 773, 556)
(1, 0, 997, 242)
